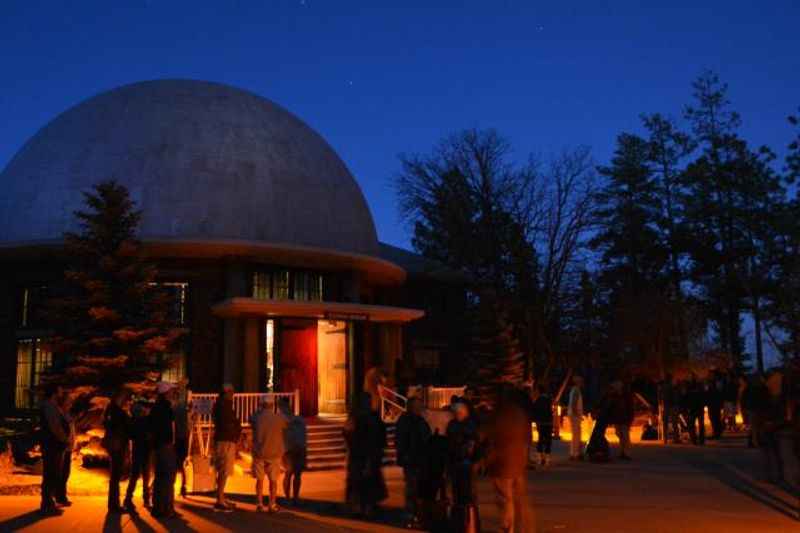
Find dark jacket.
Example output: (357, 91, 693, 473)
(608, 389, 635, 426)
(103, 402, 131, 452)
(149, 396, 175, 448)
(531, 394, 553, 426)
(40, 399, 69, 449)
(446, 418, 478, 467)
(396, 412, 431, 469)
(213, 397, 241, 443)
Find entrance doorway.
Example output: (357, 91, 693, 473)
(279, 318, 318, 415)
(317, 320, 348, 414)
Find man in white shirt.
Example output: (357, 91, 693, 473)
(567, 375, 585, 461)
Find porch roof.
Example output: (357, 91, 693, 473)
(211, 297, 425, 323)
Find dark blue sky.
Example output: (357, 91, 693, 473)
(2, 1, 798, 250)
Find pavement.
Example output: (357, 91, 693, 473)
(0, 433, 797, 532)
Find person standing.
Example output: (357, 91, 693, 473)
(567, 375, 585, 461)
(213, 383, 241, 511)
(149, 382, 178, 518)
(609, 380, 634, 460)
(280, 399, 307, 505)
(39, 384, 69, 516)
(104, 388, 132, 514)
(531, 384, 554, 468)
(686, 376, 706, 446)
(658, 374, 679, 444)
(446, 400, 480, 528)
(250, 397, 288, 512)
(124, 400, 153, 513)
(343, 392, 388, 518)
(395, 396, 431, 528)
(56, 392, 75, 507)
(707, 372, 724, 439)
(173, 388, 192, 499)
(486, 388, 532, 533)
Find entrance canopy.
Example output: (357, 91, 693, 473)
(211, 297, 425, 323)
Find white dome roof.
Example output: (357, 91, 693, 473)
(0, 80, 379, 257)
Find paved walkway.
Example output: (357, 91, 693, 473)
(0, 434, 797, 532)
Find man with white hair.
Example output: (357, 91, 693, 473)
(213, 383, 241, 511)
(250, 396, 288, 512)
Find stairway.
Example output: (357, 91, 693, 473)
(306, 418, 397, 471)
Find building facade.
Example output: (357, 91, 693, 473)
(0, 80, 467, 416)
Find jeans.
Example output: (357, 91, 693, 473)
(56, 446, 71, 502)
(40, 443, 65, 509)
(108, 448, 126, 510)
(125, 443, 152, 504)
(152, 444, 177, 516)
(493, 475, 531, 533)
(536, 424, 553, 454)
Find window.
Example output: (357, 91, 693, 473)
(14, 338, 52, 409)
(20, 286, 48, 328)
(149, 282, 188, 326)
(160, 282, 188, 326)
(274, 270, 290, 300)
(161, 349, 187, 384)
(252, 269, 322, 301)
(253, 272, 270, 300)
(293, 271, 323, 301)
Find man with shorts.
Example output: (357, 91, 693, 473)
(213, 383, 241, 511)
(251, 397, 288, 512)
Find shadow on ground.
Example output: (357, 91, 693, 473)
(684, 456, 799, 521)
(224, 492, 407, 529)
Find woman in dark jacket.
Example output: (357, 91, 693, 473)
(104, 388, 132, 513)
(343, 392, 387, 518)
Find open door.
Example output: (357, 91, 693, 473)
(317, 320, 347, 414)
(279, 319, 318, 416)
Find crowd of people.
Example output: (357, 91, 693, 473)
(36, 366, 797, 531)
(345, 385, 535, 532)
(38, 381, 308, 520)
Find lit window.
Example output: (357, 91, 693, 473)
(253, 272, 270, 300)
(273, 270, 290, 300)
(14, 338, 52, 409)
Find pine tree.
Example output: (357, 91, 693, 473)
(591, 133, 667, 294)
(468, 291, 525, 407)
(44, 181, 183, 422)
(682, 71, 750, 363)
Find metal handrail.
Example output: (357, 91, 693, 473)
(377, 384, 407, 423)
(187, 390, 300, 428)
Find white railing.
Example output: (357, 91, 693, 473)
(406, 385, 467, 410)
(377, 385, 408, 423)
(187, 390, 300, 428)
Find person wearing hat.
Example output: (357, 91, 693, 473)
(149, 381, 178, 518)
(213, 383, 241, 511)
